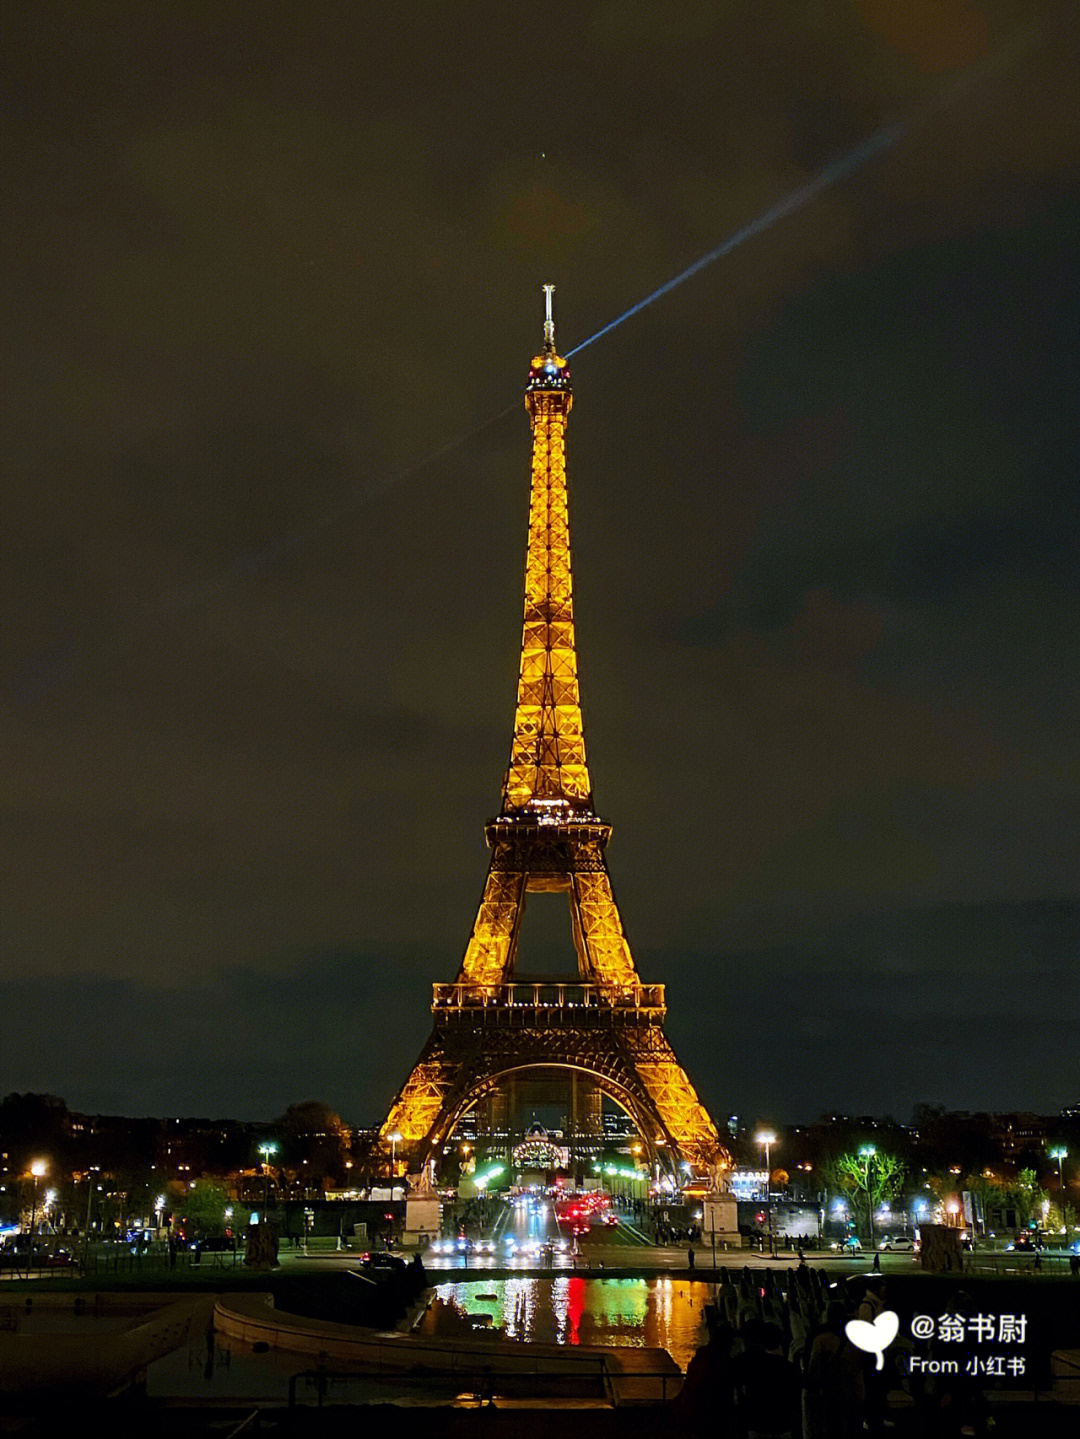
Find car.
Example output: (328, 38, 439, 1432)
(604, 1214, 619, 1227)
(878, 1236, 915, 1252)
(359, 1251, 408, 1270)
(429, 1238, 468, 1255)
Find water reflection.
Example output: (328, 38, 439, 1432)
(421, 1276, 706, 1369)
(562, 1275, 585, 1344)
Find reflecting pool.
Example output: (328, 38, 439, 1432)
(418, 1275, 708, 1370)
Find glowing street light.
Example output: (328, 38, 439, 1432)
(1050, 1146, 1068, 1228)
(389, 1131, 403, 1177)
(755, 1131, 777, 1255)
(26, 1159, 48, 1242)
(258, 1142, 277, 1211)
(858, 1146, 877, 1249)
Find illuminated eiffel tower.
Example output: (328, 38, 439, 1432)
(382, 289, 725, 1178)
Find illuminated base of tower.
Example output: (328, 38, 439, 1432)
(383, 985, 721, 1177)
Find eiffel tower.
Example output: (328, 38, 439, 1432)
(382, 288, 725, 1178)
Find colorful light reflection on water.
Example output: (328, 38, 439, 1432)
(420, 1276, 707, 1370)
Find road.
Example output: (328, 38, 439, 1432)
(269, 1197, 1080, 1279)
(346, 1195, 922, 1274)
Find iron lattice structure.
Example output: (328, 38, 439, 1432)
(382, 292, 726, 1175)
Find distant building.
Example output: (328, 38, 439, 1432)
(728, 1168, 769, 1201)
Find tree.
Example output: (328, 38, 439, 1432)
(1012, 1168, 1047, 1230)
(175, 1180, 249, 1237)
(963, 1170, 1012, 1236)
(275, 1101, 350, 1186)
(823, 1148, 906, 1242)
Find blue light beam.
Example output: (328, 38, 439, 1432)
(566, 19, 1044, 357)
(567, 123, 906, 359)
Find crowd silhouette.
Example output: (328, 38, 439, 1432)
(675, 1264, 987, 1438)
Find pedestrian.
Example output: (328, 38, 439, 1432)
(804, 1301, 864, 1439)
(858, 1279, 889, 1434)
(872, 1250, 880, 1272)
(732, 1320, 801, 1439)
(688, 1244, 696, 1270)
(858, 1276, 885, 1323)
(674, 1323, 737, 1436)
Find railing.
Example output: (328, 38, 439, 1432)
(286, 1357, 683, 1407)
(287, 1356, 614, 1409)
(432, 982, 665, 1011)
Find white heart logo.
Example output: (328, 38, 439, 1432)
(845, 1311, 900, 1369)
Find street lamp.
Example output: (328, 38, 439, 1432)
(859, 1146, 877, 1250)
(84, 1168, 100, 1234)
(755, 1131, 777, 1255)
(389, 1131, 402, 1179)
(1050, 1147, 1068, 1230)
(258, 1142, 278, 1213)
(27, 1160, 47, 1240)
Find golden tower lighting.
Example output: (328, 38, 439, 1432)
(381, 288, 725, 1178)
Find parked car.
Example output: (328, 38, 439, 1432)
(359, 1250, 408, 1270)
(878, 1235, 915, 1252)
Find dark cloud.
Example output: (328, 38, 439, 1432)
(682, 189, 1080, 637)
(0, 952, 432, 1120)
(669, 899, 1080, 1123)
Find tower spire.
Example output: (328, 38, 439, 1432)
(503, 284, 589, 814)
(543, 282, 556, 353)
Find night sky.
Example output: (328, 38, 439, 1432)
(3, 3, 1078, 1128)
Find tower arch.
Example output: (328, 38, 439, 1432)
(428, 1061, 678, 1176)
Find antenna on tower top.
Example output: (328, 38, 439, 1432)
(542, 283, 556, 352)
